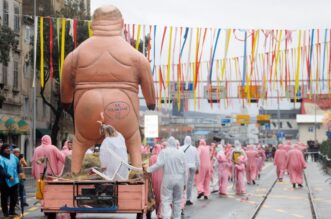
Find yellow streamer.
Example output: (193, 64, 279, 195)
(221, 29, 232, 79)
(88, 21, 93, 37)
(40, 17, 44, 88)
(274, 30, 283, 80)
(295, 30, 302, 103)
(135, 24, 141, 50)
(166, 27, 173, 88)
(60, 18, 66, 82)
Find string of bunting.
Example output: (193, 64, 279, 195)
(35, 16, 331, 110)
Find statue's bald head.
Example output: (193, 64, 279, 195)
(92, 5, 123, 22)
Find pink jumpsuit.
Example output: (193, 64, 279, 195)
(196, 139, 211, 197)
(225, 145, 233, 179)
(274, 144, 287, 180)
(32, 135, 65, 180)
(235, 156, 246, 195)
(256, 147, 266, 176)
(245, 147, 258, 184)
(217, 152, 230, 195)
(149, 144, 163, 218)
(286, 145, 306, 185)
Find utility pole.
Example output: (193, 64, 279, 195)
(32, 0, 37, 148)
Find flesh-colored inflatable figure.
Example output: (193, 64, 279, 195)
(61, 5, 155, 173)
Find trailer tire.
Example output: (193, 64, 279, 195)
(46, 212, 57, 219)
(146, 210, 152, 219)
(70, 213, 77, 219)
(136, 212, 143, 219)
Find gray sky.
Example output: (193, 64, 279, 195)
(90, 0, 330, 115)
(91, 0, 331, 29)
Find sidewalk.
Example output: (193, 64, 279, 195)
(306, 162, 331, 219)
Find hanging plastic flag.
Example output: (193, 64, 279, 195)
(152, 25, 157, 75)
(322, 29, 327, 89)
(73, 19, 77, 48)
(147, 25, 152, 61)
(308, 29, 315, 89)
(166, 26, 173, 88)
(49, 17, 53, 81)
(242, 31, 248, 86)
(40, 16, 44, 88)
(209, 28, 221, 83)
(221, 29, 231, 80)
(56, 18, 60, 74)
(273, 30, 283, 80)
(60, 17, 66, 82)
(295, 30, 302, 103)
(88, 20, 93, 37)
(135, 24, 141, 50)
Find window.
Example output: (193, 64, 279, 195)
(3, 1, 9, 26)
(24, 26, 31, 43)
(13, 61, 19, 89)
(308, 127, 314, 132)
(287, 121, 292, 128)
(24, 61, 30, 79)
(24, 97, 29, 114)
(14, 7, 20, 32)
(2, 65, 8, 86)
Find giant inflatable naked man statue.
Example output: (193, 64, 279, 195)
(61, 5, 155, 174)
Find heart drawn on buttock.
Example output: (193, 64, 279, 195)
(104, 101, 131, 120)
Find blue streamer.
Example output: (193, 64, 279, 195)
(308, 29, 315, 89)
(179, 27, 189, 58)
(152, 25, 157, 76)
(242, 31, 247, 86)
(209, 28, 221, 83)
(322, 29, 327, 89)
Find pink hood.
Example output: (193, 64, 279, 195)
(41, 135, 52, 146)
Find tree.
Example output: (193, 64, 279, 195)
(0, 25, 18, 66)
(36, 0, 90, 145)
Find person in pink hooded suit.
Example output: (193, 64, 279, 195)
(149, 144, 163, 219)
(32, 135, 65, 180)
(196, 139, 211, 199)
(225, 144, 233, 180)
(217, 145, 230, 195)
(286, 144, 307, 188)
(61, 140, 72, 157)
(274, 144, 287, 181)
(235, 155, 246, 195)
(245, 145, 259, 185)
(256, 145, 266, 178)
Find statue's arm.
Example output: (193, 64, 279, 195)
(61, 52, 75, 109)
(139, 56, 156, 110)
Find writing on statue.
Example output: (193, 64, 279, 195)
(105, 102, 130, 120)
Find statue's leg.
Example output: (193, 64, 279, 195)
(71, 137, 90, 174)
(125, 129, 142, 168)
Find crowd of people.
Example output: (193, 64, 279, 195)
(141, 137, 308, 219)
(0, 130, 309, 219)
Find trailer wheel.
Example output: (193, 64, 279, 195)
(70, 213, 77, 219)
(146, 210, 152, 219)
(136, 212, 143, 219)
(46, 212, 57, 219)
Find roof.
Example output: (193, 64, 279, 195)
(296, 114, 323, 123)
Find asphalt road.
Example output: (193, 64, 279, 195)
(19, 162, 276, 219)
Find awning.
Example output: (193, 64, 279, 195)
(0, 116, 31, 135)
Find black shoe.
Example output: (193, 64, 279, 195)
(293, 183, 296, 188)
(204, 196, 208, 200)
(186, 200, 193, 205)
(3, 213, 9, 218)
(253, 180, 256, 185)
(23, 203, 29, 207)
(211, 190, 218, 194)
(9, 212, 18, 216)
(298, 184, 303, 188)
(197, 193, 204, 199)
(181, 209, 184, 215)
